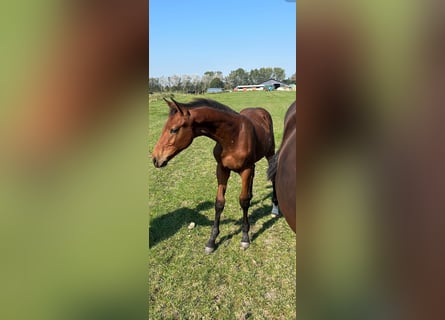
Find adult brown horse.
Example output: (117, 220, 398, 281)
(152, 98, 278, 253)
(268, 101, 296, 232)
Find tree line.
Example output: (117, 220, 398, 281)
(149, 67, 296, 93)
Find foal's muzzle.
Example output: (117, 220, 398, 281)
(152, 157, 168, 168)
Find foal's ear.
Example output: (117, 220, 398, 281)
(163, 97, 176, 110)
(170, 98, 183, 115)
(171, 98, 190, 117)
(163, 97, 182, 115)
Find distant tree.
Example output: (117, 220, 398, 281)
(204, 71, 215, 78)
(209, 77, 224, 88)
(214, 71, 223, 79)
(251, 68, 272, 84)
(168, 74, 181, 91)
(180, 75, 191, 92)
(150, 68, 289, 92)
(226, 68, 249, 88)
(282, 72, 296, 85)
(248, 68, 260, 84)
(159, 76, 169, 89)
(201, 72, 213, 91)
(203, 71, 224, 88)
(272, 67, 286, 81)
(223, 80, 232, 90)
(191, 75, 201, 93)
(249, 67, 283, 84)
(148, 77, 162, 92)
(195, 80, 206, 94)
(282, 78, 291, 85)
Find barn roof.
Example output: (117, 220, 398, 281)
(258, 79, 288, 86)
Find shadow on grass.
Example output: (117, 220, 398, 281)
(150, 201, 236, 248)
(149, 191, 280, 250)
(149, 201, 213, 248)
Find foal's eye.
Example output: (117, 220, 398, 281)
(170, 127, 180, 134)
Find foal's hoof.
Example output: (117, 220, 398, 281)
(205, 246, 215, 254)
(240, 242, 250, 250)
(271, 204, 280, 217)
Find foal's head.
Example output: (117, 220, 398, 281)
(152, 98, 194, 168)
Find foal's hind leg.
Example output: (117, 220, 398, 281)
(267, 155, 280, 216)
(205, 163, 230, 254)
(271, 179, 280, 216)
(239, 166, 255, 249)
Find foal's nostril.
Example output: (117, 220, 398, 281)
(152, 157, 166, 168)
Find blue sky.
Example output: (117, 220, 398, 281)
(149, 0, 296, 79)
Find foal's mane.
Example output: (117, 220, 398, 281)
(180, 98, 239, 115)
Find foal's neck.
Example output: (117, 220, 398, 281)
(192, 108, 241, 145)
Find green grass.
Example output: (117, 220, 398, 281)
(148, 91, 296, 319)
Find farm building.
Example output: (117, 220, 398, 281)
(233, 84, 265, 92)
(206, 88, 224, 93)
(259, 79, 290, 90)
(234, 79, 292, 92)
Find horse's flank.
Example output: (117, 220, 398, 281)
(269, 101, 296, 232)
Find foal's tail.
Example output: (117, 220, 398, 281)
(267, 152, 279, 181)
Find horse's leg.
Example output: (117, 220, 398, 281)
(239, 165, 255, 249)
(205, 163, 230, 254)
(267, 155, 280, 216)
(271, 179, 280, 216)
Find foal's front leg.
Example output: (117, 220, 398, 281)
(239, 166, 255, 249)
(205, 163, 230, 254)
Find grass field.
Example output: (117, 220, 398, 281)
(148, 91, 296, 319)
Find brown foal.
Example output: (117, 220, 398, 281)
(152, 98, 277, 253)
